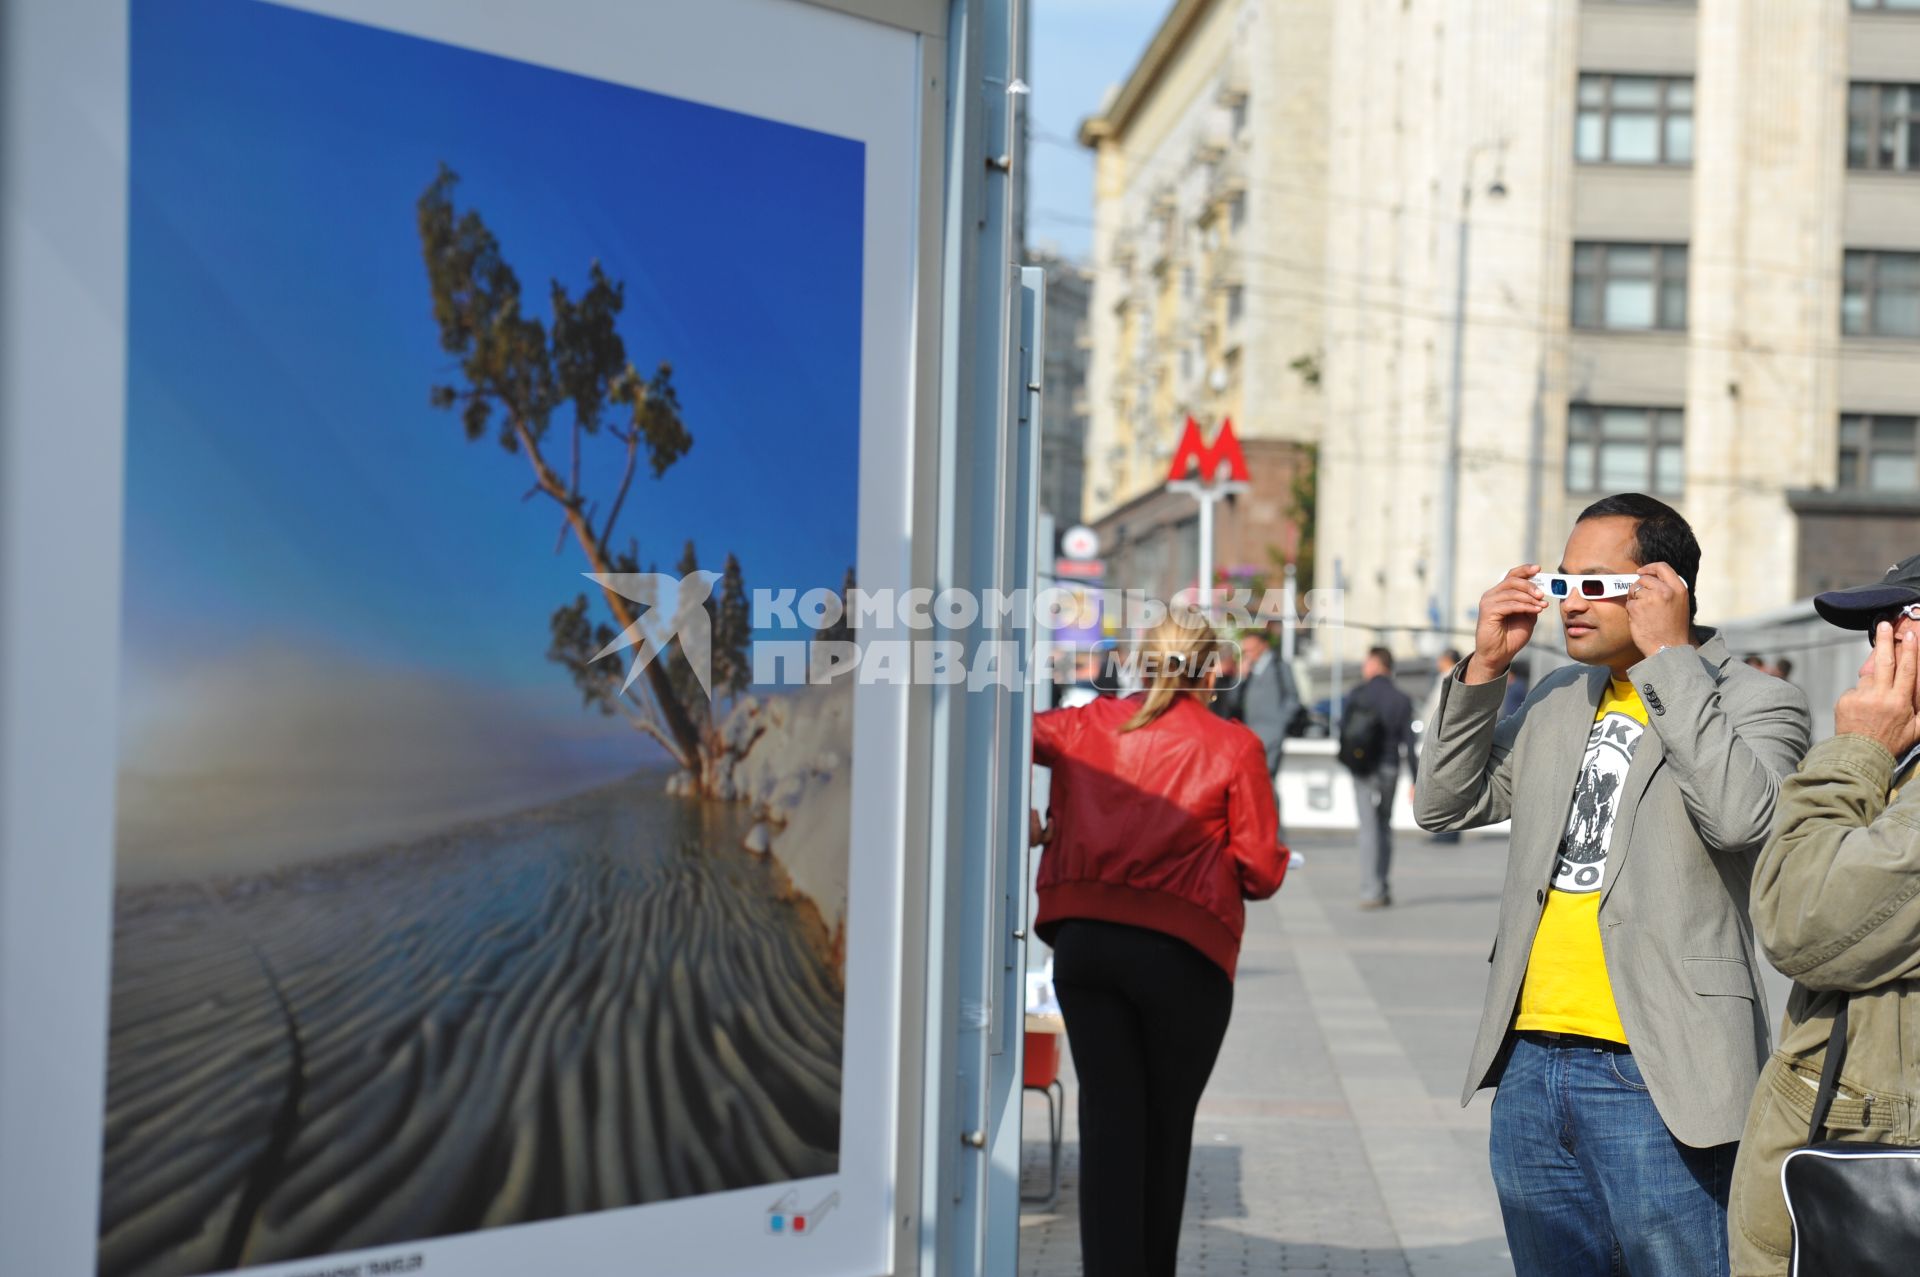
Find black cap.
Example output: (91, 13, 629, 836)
(1814, 552, 1920, 630)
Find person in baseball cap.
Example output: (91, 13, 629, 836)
(1813, 552, 1920, 633)
(1728, 553, 1920, 1275)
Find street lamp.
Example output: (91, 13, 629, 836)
(1435, 141, 1507, 644)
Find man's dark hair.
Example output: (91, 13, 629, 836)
(1367, 645, 1395, 673)
(1577, 492, 1701, 623)
(1440, 647, 1462, 664)
(1776, 657, 1794, 680)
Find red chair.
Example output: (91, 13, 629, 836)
(1022, 1025, 1065, 1206)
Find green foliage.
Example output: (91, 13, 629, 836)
(548, 594, 625, 717)
(1283, 442, 1318, 595)
(711, 553, 753, 701)
(819, 565, 857, 646)
(666, 540, 712, 730)
(417, 165, 691, 478)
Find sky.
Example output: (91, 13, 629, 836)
(1026, 0, 1170, 261)
(120, 0, 863, 786)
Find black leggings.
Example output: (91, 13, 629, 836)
(1050, 918, 1235, 1277)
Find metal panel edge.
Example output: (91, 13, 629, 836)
(797, 0, 946, 38)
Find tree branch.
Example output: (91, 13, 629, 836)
(616, 692, 689, 769)
(511, 418, 583, 515)
(601, 422, 641, 546)
(570, 418, 581, 507)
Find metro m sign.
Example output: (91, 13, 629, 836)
(1164, 417, 1249, 615)
(1166, 416, 1249, 486)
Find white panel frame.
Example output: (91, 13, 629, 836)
(0, 1, 942, 1274)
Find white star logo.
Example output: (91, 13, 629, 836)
(583, 570, 721, 698)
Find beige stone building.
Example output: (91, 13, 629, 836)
(1077, 0, 1331, 602)
(1083, 0, 1920, 653)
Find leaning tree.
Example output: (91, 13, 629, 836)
(416, 165, 745, 787)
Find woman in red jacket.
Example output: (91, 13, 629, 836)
(1032, 607, 1288, 1277)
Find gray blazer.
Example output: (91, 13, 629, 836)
(1237, 651, 1300, 773)
(1414, 632, 1812, 1148)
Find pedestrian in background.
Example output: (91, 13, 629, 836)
(1221, 626, 1299, 777)
(1030, 606, 1289, 1277)
(1342, 646, 1417, 908)
(1421, 649, 1463, 845)
(1218, 624, 1300, 837)
(1729, 555, 1920, 1276)
(1500, 656, 1530, 720)
(1417, 493, 1811, 1277)
(1209, 640, 1242, 720)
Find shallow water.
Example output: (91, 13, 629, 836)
(96, 776, 844, 1277)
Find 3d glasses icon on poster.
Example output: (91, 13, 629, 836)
(768, 1190, 840, 1236)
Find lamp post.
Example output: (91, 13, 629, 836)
(1435, 142, 1506, 643)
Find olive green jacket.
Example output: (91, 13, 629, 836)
(1730, 734, 1920, 1276)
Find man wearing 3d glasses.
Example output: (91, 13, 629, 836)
(1416, 493, 1812, 1276)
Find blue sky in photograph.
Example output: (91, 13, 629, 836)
(123, 0, 863, 744)
(1027, 0, 1167, 261)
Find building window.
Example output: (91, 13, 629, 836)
(1567, 406, 1685, 496)
(1853, 0, 1920, 10)
(1572, 243, 1688, 330)
(1576, 75, 1693, 165)
(1844, 250, 1920, 337)
(1228, 193, 1246, 234)
(1849, 84, 1920, 171)
(1840, 415, 1920, 490)
(1226, 285, 1244, 326)
(1230, 98, 1248, 137)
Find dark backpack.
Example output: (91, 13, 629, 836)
(1339, 697, 1386, 774)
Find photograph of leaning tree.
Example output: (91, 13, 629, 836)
(101, 3, 862, 1275)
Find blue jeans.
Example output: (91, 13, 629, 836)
(1490, 1035, 1735, 1277)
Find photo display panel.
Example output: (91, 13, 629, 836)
(0, 2, 927, 1274)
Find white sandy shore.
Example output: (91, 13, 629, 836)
(674, 680, 853, 939)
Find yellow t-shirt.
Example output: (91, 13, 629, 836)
(1514, 678, 1648, 1044)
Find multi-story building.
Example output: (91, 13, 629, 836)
(1083, 0, 1920, 651)
(1076, 0, 1328, 604)
(1028, 250, 1092, 531)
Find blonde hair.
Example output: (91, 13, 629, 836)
(1120, 606, 1226, 732)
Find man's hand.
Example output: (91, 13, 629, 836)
(1835, 623, 1920, 757)
(1465, 565, 1546, 684)
(1028, 809, 1054, 848)
(1626, 562, 1693, 658)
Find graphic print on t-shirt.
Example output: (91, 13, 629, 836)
(1554, 709, 1645, 893)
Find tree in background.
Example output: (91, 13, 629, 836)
(1281, 441, 1318, 596)
(820, 566, 857, 646)
(662, 540, 752, 726)
(419, 164, 741, 786)
(711, 553, 753, 704)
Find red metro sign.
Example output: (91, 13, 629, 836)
(1166, 415, 1250, 486)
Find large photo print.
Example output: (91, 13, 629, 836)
(106, 2, 862, 1272)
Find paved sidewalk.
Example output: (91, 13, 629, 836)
(1019, 831, 1516, 1277)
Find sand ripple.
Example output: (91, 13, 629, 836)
(96, 780, 844, 1277)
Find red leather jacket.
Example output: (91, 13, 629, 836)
(1033, 692, 1287, 979)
